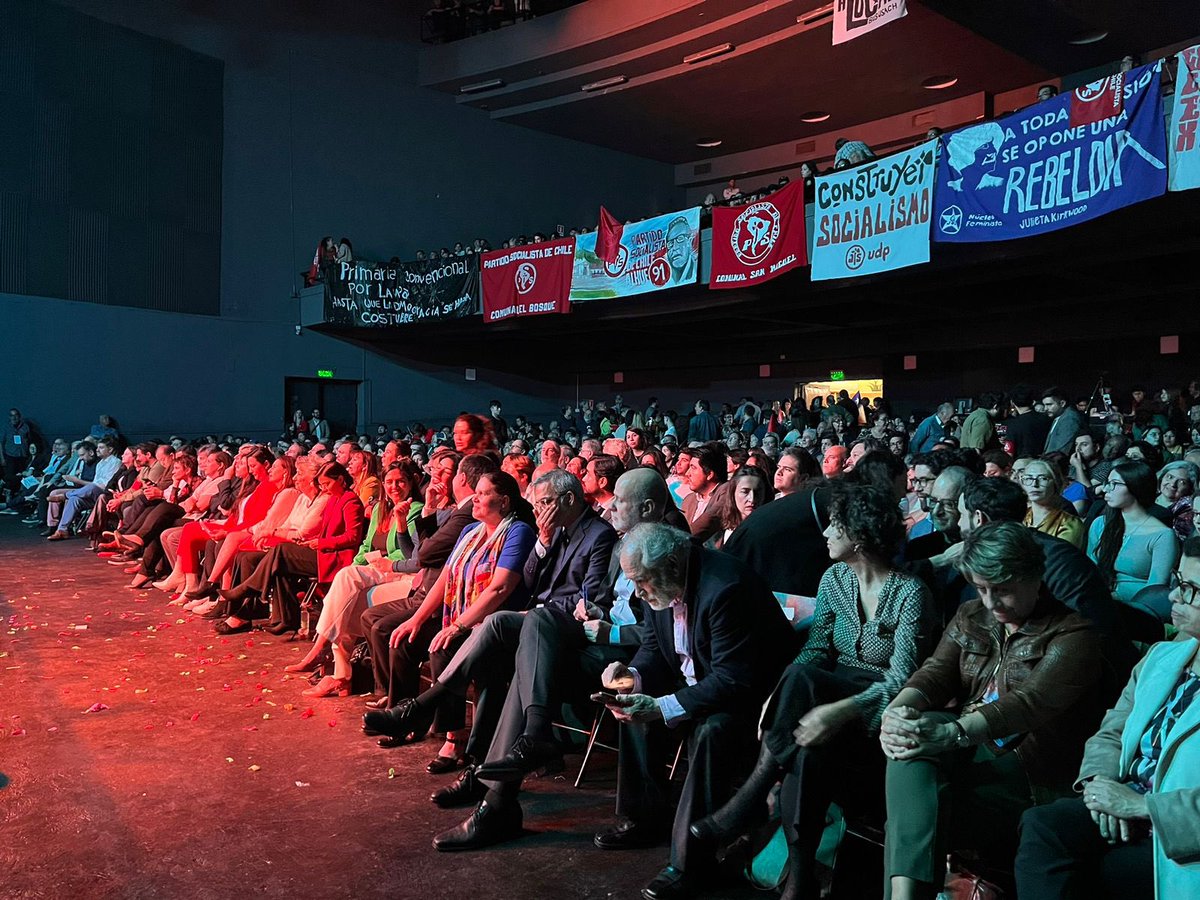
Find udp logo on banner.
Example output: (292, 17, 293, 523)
(810, 139, 935, 281)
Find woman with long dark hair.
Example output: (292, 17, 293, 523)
(1087, 460, 1180, 635)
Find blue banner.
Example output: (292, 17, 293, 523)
(811, 138, 936, 280)
(933, 61, 1167, 242)
(570, 207, 700, 301)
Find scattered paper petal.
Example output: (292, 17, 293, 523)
(243, 725, 258, 732)
(299, 708, 315, 719)
(248, 765, 261, 772)
(327, 720, 337, 728)
(190, 712, 201, 722)
(83, 702, 110, 714)
(295, 781, 310, 788)
(388, 768, 396, 779)
(225, 757, 234, 763)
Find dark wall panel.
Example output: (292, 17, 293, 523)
(0, 0, 222, 314)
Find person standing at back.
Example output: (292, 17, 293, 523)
(1004, 385, 1051, 460)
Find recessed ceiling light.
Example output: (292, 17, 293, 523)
(459, 78, 505, 94)
(921, 75, 959, 90)
(1068, 28, 1109, 45)
(696, 139, 723, 148)
(800, 111, 831, 123)
(581, 75, 628, 92)
(684, 43, 735, 65)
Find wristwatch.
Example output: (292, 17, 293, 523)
(454, 622, 471, 634)
(951, 719, 971, 748)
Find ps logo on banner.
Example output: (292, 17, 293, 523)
(514, 263, 537, 295)
(940, 205, 963, 235)
(731, 202, 781, 266)
(603, 245, 629, 278)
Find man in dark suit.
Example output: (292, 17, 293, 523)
(431, 468, 685, 841)
(364, 469, 617, 766)
(1042, 385, 1088, 455)
(359, 453, 495, 705)
(600, 524, 798, 899)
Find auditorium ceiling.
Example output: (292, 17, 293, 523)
(422, 0, 1200, 163)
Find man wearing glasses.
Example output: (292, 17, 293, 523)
(664, 216, 697, 285)
(1017, 536, 1200, 900)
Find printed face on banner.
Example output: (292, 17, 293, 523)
(934, 61, 1167, 241)
(570, 208, 700, 301)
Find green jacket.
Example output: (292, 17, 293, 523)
(352, 501, 423, 566)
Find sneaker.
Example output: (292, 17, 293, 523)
(0, 508, 20, 515)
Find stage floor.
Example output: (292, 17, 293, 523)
(0, 519, 764, 899)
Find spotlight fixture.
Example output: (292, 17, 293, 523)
(459, 78, 505, 94)
(921, 75, 959, 90)
(1068, 28, 1109, 45)
(684, 43, 735, 65)
(800, 111, 831, 123)
(696, 139, 723, 148)
(581, 75, 628, 92)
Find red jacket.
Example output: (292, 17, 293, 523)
(315, 489, 366, 582)
(225, 482, 279, 532)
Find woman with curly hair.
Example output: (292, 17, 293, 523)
(690, 481, 936, 899)
(452, 414, 497, 454)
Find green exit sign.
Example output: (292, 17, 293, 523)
(830, 370, 845, 381)
(316, 369, 335, 379)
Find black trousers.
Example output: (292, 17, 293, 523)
(482, 606, 631, 799)
(133, 504, 187, 576)
(618, 708, 759, 873)
(1015, 796, 1153, 899)
(760, 665, 886, 890)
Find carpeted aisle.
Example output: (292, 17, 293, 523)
(0, 520, 760, 899)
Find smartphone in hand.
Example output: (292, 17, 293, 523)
(590, 691, 622, 705)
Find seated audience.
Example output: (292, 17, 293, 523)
(880, 522, 1107, 898)
(1021, 457, 1085, 548)
(1015, 537, 1200, 900)
(1155, 460, 1197, 541)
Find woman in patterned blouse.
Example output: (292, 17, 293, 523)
(690, 480, 936, 899)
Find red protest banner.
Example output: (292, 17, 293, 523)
(480, 238, 576, 323)
(1069, 74, 1124, 129)
(709, 180, 807, 290)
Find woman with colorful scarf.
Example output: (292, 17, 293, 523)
(367, 471, 535, 763)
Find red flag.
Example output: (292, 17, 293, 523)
(595, 206, 624, 265)
(1069, 74, 1124, 128)
(708, 180, 807, 289)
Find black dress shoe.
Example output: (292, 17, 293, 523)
(431, 763, 486, 808)
(594, 817, 671, 851)
(641, 866, 694, 900)
(476, 735, 561, 784)
(427, 753, 467, 775)
(362, 698, 436, 741)
(432, 800, 523, 852)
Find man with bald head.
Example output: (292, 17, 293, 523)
(432, 468, 685, 850)
(905, 466, 973, 561)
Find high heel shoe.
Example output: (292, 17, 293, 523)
(153, 578, 181, 593)
(218, 585, 253, 603)
(302, 675, 350, 698)
(427, 752, 468, 775)
(214, 619, 253, 635)
(183, 581, 217, 600)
